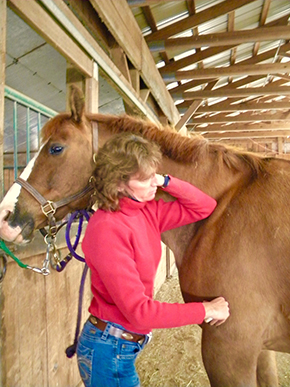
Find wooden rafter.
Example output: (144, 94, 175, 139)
(149, 26, 290, 52)
(172, 63, 290, 82)
(90, 0, 180, 124)
(145, 0, 255, 42)
(160, 15, 290, 74)
(58, 0, 290, 151)
(193, 101, 290, 114)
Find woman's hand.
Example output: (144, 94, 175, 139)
(202, 297, 230, 326)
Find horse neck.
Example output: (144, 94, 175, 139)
(158, 155, 250, 267)
(160, 155, 247, 200)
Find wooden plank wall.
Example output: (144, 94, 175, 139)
(2, 247, 91, 387)
(155, 244, 176, 295)
(1, 239, 173, 386)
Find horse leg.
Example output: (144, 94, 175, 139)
(201, 328, 259, 387)
(256, 350, 278, 387)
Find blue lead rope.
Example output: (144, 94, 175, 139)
(66, 262, 89, 358)
(65, 210, 92, 358)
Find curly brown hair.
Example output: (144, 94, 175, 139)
(92, 133, 162, 211)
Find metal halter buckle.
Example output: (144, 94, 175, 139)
(41, 200, 56, 216)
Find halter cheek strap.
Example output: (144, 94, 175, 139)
(92, 121, 99, 154)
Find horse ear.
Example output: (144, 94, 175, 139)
(69, 85, 85, 123)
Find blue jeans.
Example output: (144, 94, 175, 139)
(76, 319, 149, 387)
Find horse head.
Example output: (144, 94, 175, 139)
(0, 86, 96, 244)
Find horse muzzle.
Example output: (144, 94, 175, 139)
(0, 207, 35, 244)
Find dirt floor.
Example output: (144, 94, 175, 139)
(136, 273, 290, 387)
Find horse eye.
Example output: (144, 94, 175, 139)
(49, 145, 64, 155)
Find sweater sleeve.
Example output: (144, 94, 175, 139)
(157, 175, 217, 233)
(82, 219, 206, 332)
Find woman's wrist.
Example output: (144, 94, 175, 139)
(162, 174, 170, 188)
(202, 302, 214, 322)
(155, 174, 166, 186)
(156, 173, 170, 188)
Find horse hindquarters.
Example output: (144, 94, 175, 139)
(201, 327, 278, 387)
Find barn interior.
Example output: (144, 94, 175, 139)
(0, 0, 290, 386)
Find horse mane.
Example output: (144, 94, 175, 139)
(90, 113, 267, 176)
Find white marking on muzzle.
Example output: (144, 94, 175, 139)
(0, 156, 37, 213)
(0, 143, 46, 242)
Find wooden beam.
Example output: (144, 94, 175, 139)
(195, 100, 290, 114)
(160, 15, 290, 74)
(176, 80, 217, 130)
(171, 63, 290, 82)
(177, 78, 288, 107)
(110, 46, 131, 83)
(253, 0, 271, 56)
(140, 88, 150, 102)
(129, 69, 140, 94)
(8, 0, 94, 77)
(275, 74, 290, 82)
(0, 0, 6, 195)
(0, 3, 6, 384)
(85, 62, 99, 114)
(177, 78, 289, 109)
(228, 11, 237, 84)
(127, 0, 175, 5)
(24, 0, 160, 122)
(90, 0, 180, 124)
(189, 122, 290, 131)
(190, 111, 290, 124)
(278, 136, 283, 154)
(145, 0, 255, 42)
(196, 129, 290, 139)
(63, 0, 111, 50)
(171, 74, 263, 98)
(176, 100, 202, 130)
(208, 137, 280, 147)
(170, 78, 216, 97)
(160, 45, 236, 74)
(183, 85, 290, 99)
(150, 26, 290, 51)
(169, 45, 290, 97)
(141, 5, 157, 32)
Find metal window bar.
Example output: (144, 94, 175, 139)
(3, 86, 56, 196)
(13, 101, 18, 182)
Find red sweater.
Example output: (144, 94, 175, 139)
(82, 176, 217, 334)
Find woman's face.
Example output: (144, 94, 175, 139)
(124, 172, 159, 202)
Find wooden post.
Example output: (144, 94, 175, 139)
(175, 100, 202, 132)
(0, 1, 6, 385)
(0, 0, 6, 199)
(277, 137, 283, 155)
(85, 61, 99, 114)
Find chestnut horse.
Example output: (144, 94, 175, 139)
(0, 86, 289, 386)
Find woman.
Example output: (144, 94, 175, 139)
(77, 132, 230, 387)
